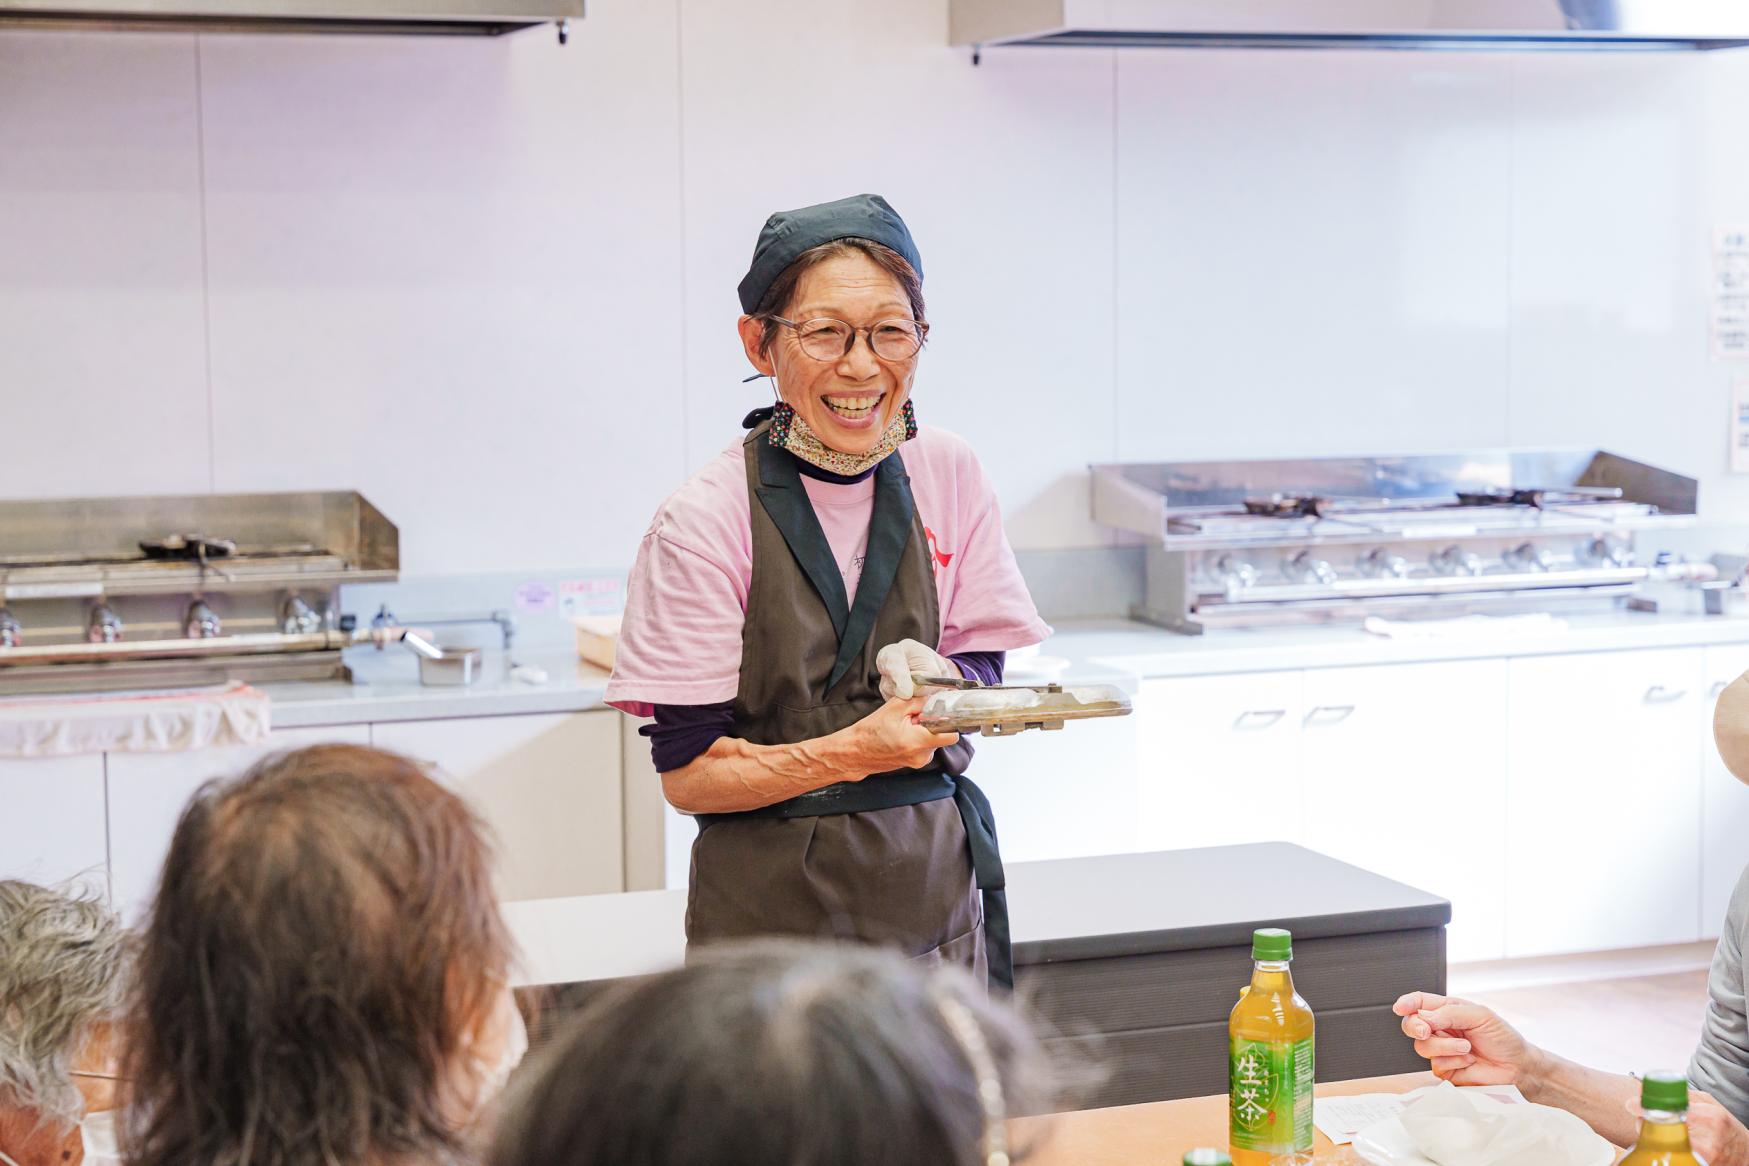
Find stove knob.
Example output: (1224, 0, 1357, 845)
(1504, 543, 1555, 573)
(281, 595, 322, 636)
(1431, 546, 1484, 577)
(1214, 554, 1259, 592)
(1361, 549, 1410, 579)
(0, 608, 19, 648)
(87, 603, 123, 644)
(1580, 537, 1634, 568)
(1286, 551, 1338, 585)
(184, 600, 222, 639)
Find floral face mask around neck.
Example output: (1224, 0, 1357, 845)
(768, 398, 919, 476)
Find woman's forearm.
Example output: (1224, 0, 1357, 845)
(1522, 1050, 1642, 1147)
(660, 727, 872, 815)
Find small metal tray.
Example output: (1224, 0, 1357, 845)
(916, 679, 1132, 737)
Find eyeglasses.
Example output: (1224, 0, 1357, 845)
(936, 994, 1011, 1166)
(768, 316, 928, 362)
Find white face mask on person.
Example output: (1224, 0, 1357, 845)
(446, 985, 529, 1127)
(0, 1109, 121, 1166)
(473, 994, 529, 1105)
(79, 1109, 122, 1166)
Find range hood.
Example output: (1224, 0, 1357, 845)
(951, 0, 1749, 53)
(0, 0, 581, 36)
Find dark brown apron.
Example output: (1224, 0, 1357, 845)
(684, 417, 1012, 988)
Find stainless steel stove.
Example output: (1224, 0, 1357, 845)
(0, 491, 399, 693)
(1090, 450, 1708, 634)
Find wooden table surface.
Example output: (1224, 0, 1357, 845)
(1016, 1072, 1438, 1165)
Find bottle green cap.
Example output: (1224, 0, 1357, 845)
(1252, 927, 1293, 961)
(1641, 1072, 1689, 1113)
(1182, 1152, 1232, 1166)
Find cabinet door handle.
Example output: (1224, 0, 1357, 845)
(1233, 709, 1287, 730)
(1305, 704, 1357, 726)
(1644, 685, 1688, 704)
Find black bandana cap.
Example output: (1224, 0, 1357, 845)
(736, 193, 923, 315)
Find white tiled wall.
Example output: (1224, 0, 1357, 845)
(2, 5, 1746, 571)
(1114, 50, 1514, 463)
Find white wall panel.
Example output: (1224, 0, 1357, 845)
(1507, 56, 1713, 490)
(200, 3, 684, 575)
(1114, 49, 1513, 464)
(0, 13, 1740, 564)
(0, 32, 210, 499)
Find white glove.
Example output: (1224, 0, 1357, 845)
(875, 639, 956, 700)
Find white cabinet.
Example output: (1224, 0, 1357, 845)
(1136, 671, 1304, 851)
(972, 705, 1140, 864)
(1704, 645, 1749, 935)
(0, 755, 109, 899)
(372, 711, 623, 901)
(1300, 660, 1509, 962)
(1505, 648, 1706, 957)
(106, 725, 370, 924)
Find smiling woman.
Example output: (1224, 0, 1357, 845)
(741, 229, 928, 472)
(606, 194, 1051, 988)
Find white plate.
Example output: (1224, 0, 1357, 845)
(1351, 1093, 1615, 1166)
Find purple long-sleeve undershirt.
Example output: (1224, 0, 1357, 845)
(642, 650, 1005, 774)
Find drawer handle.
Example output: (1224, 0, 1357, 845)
(1644, 685, 1688, 704)
(1305, 704, 1357, 725)
(1234, 709, 1287, 729)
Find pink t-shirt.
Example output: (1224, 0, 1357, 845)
(606, 426, 1052, 717)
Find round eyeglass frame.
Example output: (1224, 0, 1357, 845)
(768, 315, 929, 362)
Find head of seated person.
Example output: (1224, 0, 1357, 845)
(121, 744, 524, 1166)
(0, 879, 128, 1166)
(488, 940, 1061, 1166)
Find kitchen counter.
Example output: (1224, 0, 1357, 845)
(509, 843, 1448, 1106)
(1045, 607, 1749, 680)
(263, 646, 611, 729)
(506, 842, 1447, 986)
(263, 608, 1749, 729)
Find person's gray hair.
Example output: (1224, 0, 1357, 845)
(0, 880, 128, 1128)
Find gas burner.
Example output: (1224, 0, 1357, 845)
(1454, 486, 1624, 510)
(1244, 495, 1329, 519)
(139, 534, 238, 561)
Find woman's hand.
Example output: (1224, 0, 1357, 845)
(850, 697, 961, 773)
(1689, 1091, 1749, 1166)
(875, 639, 955, 699)
(1394, 992, 1546, 1089)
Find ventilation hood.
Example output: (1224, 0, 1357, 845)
(0, 0, 581, 36)
(951, 0, 1749, 53)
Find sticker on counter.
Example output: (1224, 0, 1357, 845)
(558, 575, 625, 618)
(513, 581, 557, 615)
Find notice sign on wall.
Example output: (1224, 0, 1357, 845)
(558, 574, 625, 618)
(1717, 225, 1749, 359)
(1734, 378, 1749, 474)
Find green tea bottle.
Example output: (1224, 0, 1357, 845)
(1620, 1073, 1704, 1165)
(1228, 928, 1315, 1166)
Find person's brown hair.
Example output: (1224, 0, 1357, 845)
(487, 940, 1061, 1166)
(120, 744, 512, 1166)
(752, 237, 927, 355)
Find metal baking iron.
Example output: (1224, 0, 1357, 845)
(911, 673, 1132, 737)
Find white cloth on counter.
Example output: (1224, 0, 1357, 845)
(1376, 1082, 1612, 1166)
(1362, 613, 1569, 642)
(0, 681, 271, 758)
